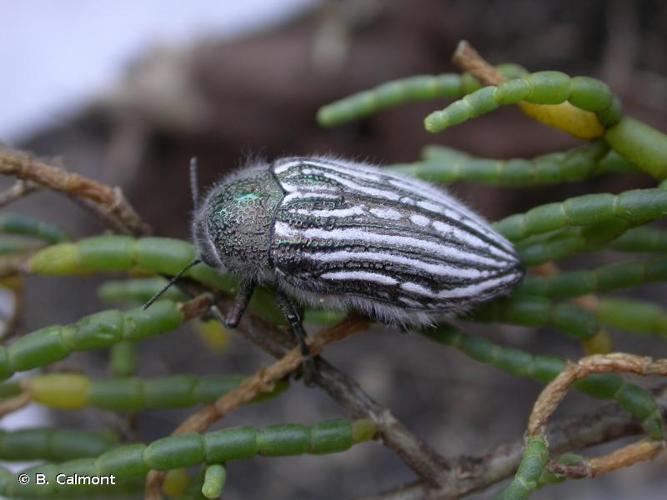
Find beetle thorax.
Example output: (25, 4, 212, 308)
(193, 166, 283, 281)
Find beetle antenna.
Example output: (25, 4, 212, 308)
(190, 157, 200, 212)
(143, 258, 201, 310)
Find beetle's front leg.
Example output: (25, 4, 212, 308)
(224, 280, 255, 328)
(275, 290, 317, 385)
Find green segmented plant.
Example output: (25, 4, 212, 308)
(0, 428, 118, 462)
(201, 464, 226, 499)
(610, 227, 667, 253)
(0, 301, 184, 380)
(423, 71, 622, 132)
(473, 295, 600, 340)
(519, 257, 667, 298)
(389, 142, 634, 187)
(0, 419, 375, 497)
(1, 40, 666, 499)
(317, 63, 527, 126)
(493, 188, 667, 242)
(0, 213, 67, 244)
(2, 373, 287, 411)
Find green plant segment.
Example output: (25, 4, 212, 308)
(0, 213, 67, 243)
(0, 301, 184, 380)
(610, 227, 667, 253)
(422, 328, 664, 440)
(494, 188, 667, 242)
(473, 295, 598, 341)
(515, 222, 631, 266)
(109, 340, 136, 377)
(99, 278, 188, 304)
(518, 257, 667, 298)
(476, 294, 667, 340)
(11, 373, 287, 411)
(389, 142, 630, 187)
(27, 236, 286, 325)
(422, 71, 667, 178)
(0, 420, 376, 497)
(424, 71, 621, 132)
(26, 236, 231, 290)
(495, 436, 549, 500)
(317, 64, 526, 126)
(202, 464, 226, 499)
(0, 238, 37, 256)
(0, 428, 117, 462)
(597, 299, 667, 337)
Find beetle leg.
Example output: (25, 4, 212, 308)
(224, 280, 256, 328)
(275, 290, 317, 384)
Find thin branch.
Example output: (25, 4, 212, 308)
(452, 40, 505, 86)
(527, 353, 667, 479)
(0, 255, 26, 280)
(0, 276, 24, 340)
(314, 360, 453, 486)
(0, 147, 150, 236)
(0, 180, 40, 208)
(0, 392, 30, 418)
(529, 354, 667, 436)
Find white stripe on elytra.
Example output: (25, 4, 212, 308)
(303, 250, 489, 280)
(410, 214, 430, 226)
(311, 171, 402, 201)
(280, 179, 340, 193)
(282, 191, 341, 204)
(273, 159, 304, 174)
(400, 273, 516, 299)
(431, 221, 516, 261)
(381, 171, 515, 253)
(302, 161, 383, 182)
(415, 199, 515, 255)
(284, 199, 513, 261)
(290, 206, 366, 217)
(320, 270, 398, 285)
(275, 157, 516, 255)
(369, 207, 402, 220)
(273, 222, 506, 268)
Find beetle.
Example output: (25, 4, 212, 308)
(176, 156, 524, 359)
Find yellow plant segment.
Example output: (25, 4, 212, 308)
(195, 319, 231, 354)
(162, 469, 192, 499)
(0, 275, 22, 291)
(26, 242, 80, 275)
(581, 329, 613, 355)
(25, 373, 91, 409)
(519, 101, 605, 140)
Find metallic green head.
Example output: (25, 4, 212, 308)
(191, 164, 284, 281)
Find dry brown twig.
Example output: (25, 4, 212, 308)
(452, 40, 505, 86)
(0, 180, 40, 208)
(0, 147, 150, 235)
(0, 391, 30, 418)
(528, 353, 667, 479)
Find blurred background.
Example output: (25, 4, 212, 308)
(1, 0, 666, 498)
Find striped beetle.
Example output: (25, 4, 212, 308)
(181, 157, 524, 358)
